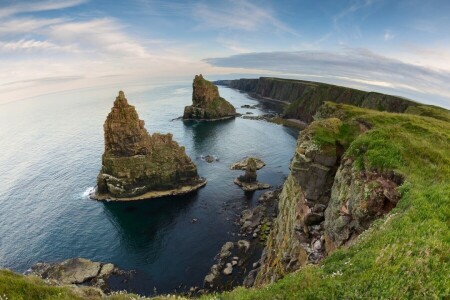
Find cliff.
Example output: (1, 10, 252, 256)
(183, 75, 236, 120)
(224, 102, 450, 298)
(227, 77, 418, 123)
(92, 91, 205, 200)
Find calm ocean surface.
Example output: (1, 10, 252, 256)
(0, 82, 298, 294)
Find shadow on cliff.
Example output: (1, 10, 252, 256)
(101, 193, 199, 252)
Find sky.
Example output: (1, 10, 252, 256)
(1, 0, 450, 108)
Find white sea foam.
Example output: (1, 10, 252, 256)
(81, 186, 95, 198)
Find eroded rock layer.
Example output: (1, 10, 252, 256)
(93, 91, 205, 200)
(183, 75, 236, 120)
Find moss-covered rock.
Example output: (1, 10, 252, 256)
(92, 91, 205, 200)
(183, 75, 236, 120)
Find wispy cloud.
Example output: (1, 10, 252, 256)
(0, 17, 67, 35)
(0, 39, 73, 52)
(193, 0, 299, 36)
(333, 0, 376, 25)
(45, 18, 151, 57)
(204, 48, 450, 108)
(384, 29, 395, 41)
(0, 0, 88, 18)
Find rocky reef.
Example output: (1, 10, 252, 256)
(183, 75, 236, 120)
(92, 91, 206, 201)
(225, 77, 418, 123)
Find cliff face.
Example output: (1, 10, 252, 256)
(183, 75, 236, 120)
(228, 77, 417, 123)
(255, 105, 402, 285)
(94, 91, 204, 200)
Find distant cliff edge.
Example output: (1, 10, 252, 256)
(216, 77, 418, 123)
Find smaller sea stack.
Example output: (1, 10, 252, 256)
(91, 91, 206, 201)
(238, 157, 257, 183)
(234, 157, 270, 192)
(183, 74, 236, 120)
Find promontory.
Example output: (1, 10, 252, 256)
(91, 91, 206, 201)
(183, 74, 236, 120)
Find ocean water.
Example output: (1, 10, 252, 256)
(0, 82, 298, 294)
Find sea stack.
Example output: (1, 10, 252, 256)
(91, 91, 206, 201)
(183, 74, 236, 120)
(239, 157, 257, 183)
(234, 158, 270, 192)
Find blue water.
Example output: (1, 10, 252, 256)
(0, 82, 298, 294)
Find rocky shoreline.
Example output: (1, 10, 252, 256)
(26, 258, 133, 295)
(90, 178, 207, 201)
(199, 188, 281, 293)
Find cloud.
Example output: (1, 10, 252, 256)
(204, 48, 450, 108)
(0, 16, 153, 58)
(333, 0, 376, 26)
(0, 0, 88, 18)
(0, 39, 73, 52)
(384, 29, 395, 41)
(0, 17, 67, 35)
(45, 18, 151, 58)
(193, 0, 299, 36)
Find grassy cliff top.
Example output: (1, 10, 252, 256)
(208, 102, 450, 299)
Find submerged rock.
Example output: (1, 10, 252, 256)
(183, 74, 236, 120)
(201, 155, 218, 163)
(92, 91, 206, 201)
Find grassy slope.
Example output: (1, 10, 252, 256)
(210, 103, 450, 299)
(0, 270, 83, 300)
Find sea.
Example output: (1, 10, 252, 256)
(0, 81, 298, 295)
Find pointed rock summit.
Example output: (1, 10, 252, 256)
(183, 74, 236, 120)
(91, 91, 206, 201)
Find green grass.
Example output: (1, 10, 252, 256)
(0, 270, 83, 300)
(206, 102, 450, 299)
(0, 270, 155, 300)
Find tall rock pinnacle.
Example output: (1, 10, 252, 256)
(183, 74, 236, 120)
(92, 91, 206, 201)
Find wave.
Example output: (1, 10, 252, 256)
(81, 186, 95, 198)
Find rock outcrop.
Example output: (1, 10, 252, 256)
(324, 166, 402, 252)
(254, 108, 402, 285)
(183, 75, 236, 120)
(230, 157, 266, 170)
(239, 158, 257, 183)
(92, 91, 206, 201)
(26, 258, 131, 294)
(234, 158, 270, 192)
(29, 258, 115, 285)
(225, 77, 417, 123)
